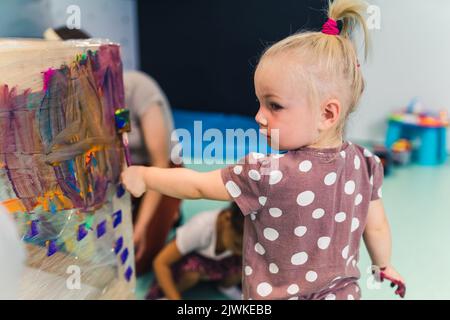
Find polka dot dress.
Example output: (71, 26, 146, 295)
(221, 143, 384, 300)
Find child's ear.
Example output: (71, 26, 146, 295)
(319, 99, 341, 130)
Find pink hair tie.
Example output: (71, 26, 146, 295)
(322, 18, 340, 35)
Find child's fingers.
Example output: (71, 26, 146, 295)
(395, 283, 406, 298)
(392, 281, 406, 298)
(381, 272, 406, 298)
(380, 272, 395, 283)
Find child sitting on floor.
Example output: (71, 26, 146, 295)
(147, 203, 243, 300)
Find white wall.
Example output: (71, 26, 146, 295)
(347, 0, 450, 148)
(48, 0, 139, 70)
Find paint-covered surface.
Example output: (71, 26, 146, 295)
(0, 39, 135, 299)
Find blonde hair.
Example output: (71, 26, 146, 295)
(259, 0, 370, 134)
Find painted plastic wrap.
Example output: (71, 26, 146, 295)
(0, 39, 135, 299)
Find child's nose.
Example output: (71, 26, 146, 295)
(255, 109, 268, 127)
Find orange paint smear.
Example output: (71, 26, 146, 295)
(35, 189, 74, 212)
(2, 199, 27, 213)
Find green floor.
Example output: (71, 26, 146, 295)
(136, 159, 450, 300)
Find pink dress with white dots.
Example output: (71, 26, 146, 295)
(221, 141, 384, 300)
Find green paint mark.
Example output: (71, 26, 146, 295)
(85, 215, 95, 230)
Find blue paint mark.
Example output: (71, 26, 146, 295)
(114, 237, 123, 255)
(66, 160, 81, 193)
(116, 184, 125, 198)
(49, 201, 57, 214)
(112, 210, 122, 228)
(96, 220, 107, 239)
(68, 160, 75, 175)
(92, 156, 98, 167)
(66, 180, 79, 193)
(47, 240, 58, 257)
(124, 266, 133, 282)
(77, 224, 88, 241)
(120, 248, 129, 265)
(28, 220, 39, 238)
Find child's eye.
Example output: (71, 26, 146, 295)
(269, 103, 283, 111)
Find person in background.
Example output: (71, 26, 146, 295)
(148, 203, 243, 300)
(44, 27, 182, 276)
(0, 205, 25, 300)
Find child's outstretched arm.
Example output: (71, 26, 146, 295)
(363, 199, 406, 297)
(121, 166, 232, 201)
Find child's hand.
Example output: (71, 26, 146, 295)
(121, 166, 147, 197)
(373, 265, 406, 298)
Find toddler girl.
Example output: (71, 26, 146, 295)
(122, 0, 405, 300)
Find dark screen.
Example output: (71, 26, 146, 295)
(137, 0, 328, 116)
